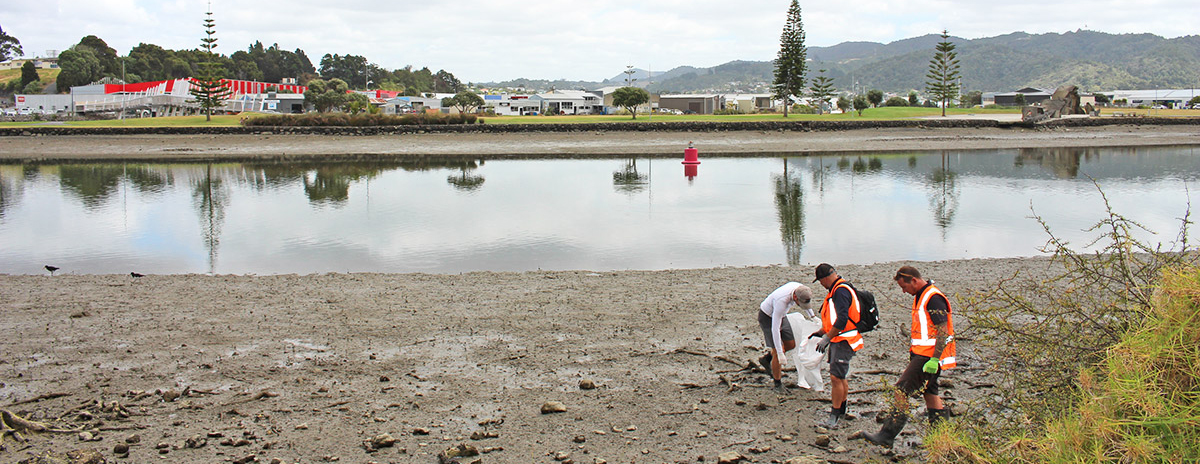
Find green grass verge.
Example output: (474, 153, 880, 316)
(0, 115, 244, 127)
(484, 106, 1019, 124)
(925, 266, 1200, 463)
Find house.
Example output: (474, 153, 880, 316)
(382, 96, 442, 114)
(658, 94, 724, 114)
(482, 94, 541, 116)
(723, 94, 775, 113)
(529, 90, 603, 115)
(0, 56, 59, 70)
(993, 87, 1052, 106)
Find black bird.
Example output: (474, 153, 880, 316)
(130, 272, 144, 278)
(45, 265, 59, 276)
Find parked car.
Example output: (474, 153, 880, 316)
(2, 108, 15, 116)
(17, 107, 32, 115)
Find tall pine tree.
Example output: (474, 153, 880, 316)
(925, 30, 961, 117)
(190, 7, 231, 121)
(808, 69, 836, 114)
(772, 0, 807, 118)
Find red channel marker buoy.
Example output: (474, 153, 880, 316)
(682, 141, 700, 165)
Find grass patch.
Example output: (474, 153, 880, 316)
(0, 115, 244, 127)
(484, 107, 1019, 124)
(928, 266, 1200, 463)
(0, 68, 60, 85)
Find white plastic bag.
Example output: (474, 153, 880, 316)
(786, 313, 825, 392)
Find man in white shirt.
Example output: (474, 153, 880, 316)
(759, 282, 815, 393)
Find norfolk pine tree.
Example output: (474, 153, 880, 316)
(190, 8, 231, 121)
(925, 30, 961, 117)
(772, 0, 807, 117)
(808, 69, 835, 114)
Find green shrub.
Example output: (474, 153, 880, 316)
(241, 112, 482, 127)
(884, 96, 909, 107)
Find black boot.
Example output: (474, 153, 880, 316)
(928, 407, 951, 427)
(818, 405, 845, 429)
(863, 410, 908, 447)
(758, 352, 773, 371)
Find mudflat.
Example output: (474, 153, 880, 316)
(0, 125, 1191, 463)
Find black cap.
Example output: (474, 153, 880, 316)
(813, 263, 835, 282)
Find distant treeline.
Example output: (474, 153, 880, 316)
(49, 35, 463, 96)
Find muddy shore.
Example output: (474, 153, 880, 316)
(1, 125, 1194, 463)
(1, 256, 1051, 464)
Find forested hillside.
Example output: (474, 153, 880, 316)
(596, 30, 1200, 94)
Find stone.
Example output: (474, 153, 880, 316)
(114, 443, 129, 454)
(185, 435, 207, 448)
(295, 423, 309, 430)
(579, 379, 596, 390)
(125, 434, 141, 444)
(541, 401, 567, 414)
(717, 451, 747, 463)
(371, 433, 397, 448)
(161, 389, 181, 402)
(814, 434, 830, 447)
(413, 427, 431, 435)
(78, 431, 95, 441)
(572, 435, 586, 443)
(832, 445, 848, 453)
(783, 457, 824, 464)
(470, 431, 498, 440)
(554, 451, 571, 460)
(443, 443, 479, 458)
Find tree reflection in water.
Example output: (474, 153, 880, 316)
(193, 164, 229, 274)
(613, 158, 649, 194)
(927, 151, 960, 233)
(447, 160, 485, 191)
(774, 158, 806, 265)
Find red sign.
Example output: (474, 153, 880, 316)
(17, 96, 24, 103)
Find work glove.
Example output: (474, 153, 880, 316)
(815, 333, 833, 353)
(923, 357, 940, 374)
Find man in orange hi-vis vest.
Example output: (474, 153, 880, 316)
(809, 263, 864, 429)
(863, 265, 956, 447)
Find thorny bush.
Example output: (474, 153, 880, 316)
(963, 180, 1194, 432)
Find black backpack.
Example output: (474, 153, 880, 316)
(844, 282, 880, 333)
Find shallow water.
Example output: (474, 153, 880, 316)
(1, 145, 1197, 275)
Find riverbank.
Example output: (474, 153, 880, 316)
(1, 256, 1046, 463)
(1, 123, 1198, 163)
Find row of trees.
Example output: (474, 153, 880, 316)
(771, 1, 962, 117)
(2, 19, 463, 97)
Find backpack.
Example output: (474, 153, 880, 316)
(844, 282, 880, 333)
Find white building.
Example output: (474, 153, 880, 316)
(530, 90, 603, 115)
(1101, 89, 1199, 108)
(482, 94, 541, 115)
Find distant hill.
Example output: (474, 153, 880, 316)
(481, 30, 1200, 95)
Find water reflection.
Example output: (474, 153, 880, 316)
(1015, 147, 1099, 179)
(928, 152, 960, 232)
(0, 146, 1196, 275)
(774, 159, 805, 265)
(193, 164, 229, 274)
(613, 158, 649, 193)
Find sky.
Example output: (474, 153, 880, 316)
(3, 0, 1197, 84)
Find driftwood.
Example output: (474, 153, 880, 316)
(1, 409, 79, 446)
(4, 393, 71, 408)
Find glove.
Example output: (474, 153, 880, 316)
(923, 357, 940, 374)
(815, 333, 833, 353)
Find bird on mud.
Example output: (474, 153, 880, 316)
(44, 265, 59, 276)
(130, 272, 144, 278)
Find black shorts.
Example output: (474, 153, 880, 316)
(758, 310, 795, 349)
(896, 353, 940, 397)
(827, 340, 855, 379)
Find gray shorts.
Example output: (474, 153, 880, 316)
(827, 341, 855, 379)
(758, 310, 795, 349)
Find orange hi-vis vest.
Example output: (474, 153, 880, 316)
(911, 283, 956, 369)
(820, 278, 864, 351)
